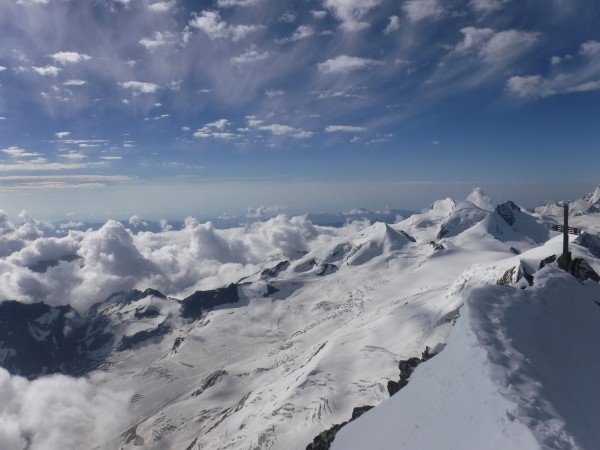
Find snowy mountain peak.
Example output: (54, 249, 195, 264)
(437, 201, 489, 239)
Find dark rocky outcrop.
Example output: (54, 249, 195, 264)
(180, 284, 240, 319)
(0, 300, 101, 378)
(305, 405, 374, 450)
(260, 261, 290, 280)
(495, 201, 520, 226)
(497, 265, 533, 287)
(191, 370, 228, 397)
(387, 347, 435, 397)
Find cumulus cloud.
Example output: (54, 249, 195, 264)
(119, 81, 160, 94)
(55, 131, 71, 139)
(580, 40, 600, 56)
(139, 31, 178, 50)
(323, 0, 381, 31)
(188, 10, 262, 42)
(403, 0, 445, 22)
(318, 55, 381, 74)
(383, 16, 400, 35)
(231, 47, 272, 65)
(505, 75, 552, 98)
(0, 368, 131, 450)
(32, 65, 61, 77)
(246, 205, 287, 218)
(147, 1, 174, 12)
(469, 0, 509, 15)
(466, 187, 496, 211)
(48, 51, 91, 65)
(0, 209, 362, 308)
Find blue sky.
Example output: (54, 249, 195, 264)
(0, 0, 599, 221)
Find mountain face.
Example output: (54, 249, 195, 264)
(1, 197, 599, 450)
(535, 184, 600, 216)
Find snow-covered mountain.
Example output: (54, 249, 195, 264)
(535, 184, 600, 216)
(1, 193, 599, 450)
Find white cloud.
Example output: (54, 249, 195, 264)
(246, 205, 287, 218)
(139, 31, 177, 50)
(279, 10, 297, 23)
(580, 40, 600, 56)
(564, 80, 600, 93)
(55, 131, 70, 139)
(0, 66, 6, 72)
(193, 130, 236, 139)
(148, 1, 174, 12)
(325, 125, 367, 133)
(383, 16, 400, 35)
(205, 119, 230, 130)
(323, 0, 381, 31)
(469, 0, 509, 15)
(217, 0, 262, 6)
(48, 52, 91, 65)
(0, 117, 6, 120)
(454, 27, 539, 64)
(278, 25, 314, 43)
(16, 0, 49, 4)
(466, 187, 496, 211)
(403, 0, 445, 22)
(256, 123, 313, 139)
(63, 79, 86, 86)
(265, 89, 284, 98)
(58, 152, 87, 161)
(231, 47, 272, 65)
(119, 81, 160, 94)
(318, 55, 381, 74)
(0, 368, 131, 450)
(189, 11, 261, 42)
(505, 75, 552, 98)
(0, 161, 103, 172)
(32, 65, 61, 77)
(2, 146, 42, 159)
(311, 10, 327, 19)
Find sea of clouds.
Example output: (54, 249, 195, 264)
(0, 211, 371, 311)
(0, 368, 131, 450)
(0, 211, 376, 449)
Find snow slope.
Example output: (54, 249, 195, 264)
(333, 248, 600, 450)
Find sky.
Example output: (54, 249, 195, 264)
(0, 0, 599, 221)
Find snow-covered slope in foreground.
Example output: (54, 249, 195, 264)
(333, 263, 600, 450)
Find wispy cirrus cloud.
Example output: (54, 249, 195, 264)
(325, 125, 367, 133)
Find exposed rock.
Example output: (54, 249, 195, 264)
(181, 284, 240, 319)
(539, 255, 557, 270)
(260, 261, 290, 280)
(388, 347, 435, 397)
(574, 233, 600, 259)
(495, 201, 520, 226)
(305, 405, 374, 450)
(428, 240, 445, 251)
(570, 257, 600, 282)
